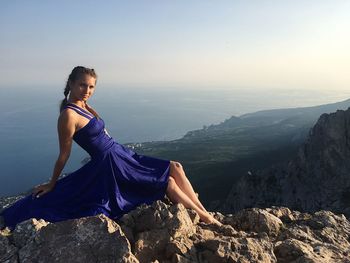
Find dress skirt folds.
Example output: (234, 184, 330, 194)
(0, 103, 171, 230)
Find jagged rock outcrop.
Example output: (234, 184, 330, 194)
(1, 199, 350, 262)
(225, 107, 350, 218)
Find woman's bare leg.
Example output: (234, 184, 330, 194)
(166, 177, 219, 224)
(169, 161, 207, 212)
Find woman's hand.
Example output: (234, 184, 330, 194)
(32, 182, 55, 199)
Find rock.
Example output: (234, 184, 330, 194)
(265, 206, 295, 223)
(18, 214, 138, 263)
(131, 201, 172, 232)
(119, 201, 195, 238)
(0, 234, 18, 263)
(275, 210, 350, 262)
(123, 202, 195, 262)
(192, 226, 216, 242)
(171, 253, 192, 263)
(166, 238, 196, 261)
(134, 228, 170, 262)
(1, 199, 350, 262)
(225, 208, 283, 237)
(217, 224, 238, 237)
(274, 238, 332, 263)
(168, 203, 196, 238)
(225, 107, 350, 219)
(12, 218, 50, 248)
(198, 236, 276, 263)
(187, 209, 200, 225)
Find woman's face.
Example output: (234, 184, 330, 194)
(69, 74, 96, 102)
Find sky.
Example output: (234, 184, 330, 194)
(1, 0, 349, 90)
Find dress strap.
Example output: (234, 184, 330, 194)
(64, 103, 95, 120)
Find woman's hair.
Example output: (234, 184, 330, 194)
(59, 66, 98, 113)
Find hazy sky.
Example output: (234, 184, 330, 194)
(1, 0, 349, 90)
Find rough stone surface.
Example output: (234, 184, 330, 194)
(225, 107, 350, 220)
(10, 214, 137, 263)
(0, 234, 18, 263)
(224, 208, 283, 237)
(12, 218, 50, 248)
(1, 200, 350, 262)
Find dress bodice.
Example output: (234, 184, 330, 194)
(64, 103, 126, 159)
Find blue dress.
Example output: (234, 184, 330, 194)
(0, 103, 171, 231)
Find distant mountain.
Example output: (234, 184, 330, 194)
(130, 98, 350, 205)
(183, 98, 350, 138)
(224, 106, 350, 217)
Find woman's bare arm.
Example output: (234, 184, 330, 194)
(32, 110, 76, 198)
(49, 110, 76, 185)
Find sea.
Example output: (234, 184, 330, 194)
(1, 85, 350, 196)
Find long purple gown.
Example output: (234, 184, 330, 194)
(0, 103, 171, 230)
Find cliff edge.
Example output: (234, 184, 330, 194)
(225, 107, 350, 218)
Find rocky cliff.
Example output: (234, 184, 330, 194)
(1, 199, 350, 262)
(225, 107, 350, 218)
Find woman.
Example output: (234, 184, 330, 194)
(0, 66, 221, 230)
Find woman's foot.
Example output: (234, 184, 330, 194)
(201, 212, 223, 226)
